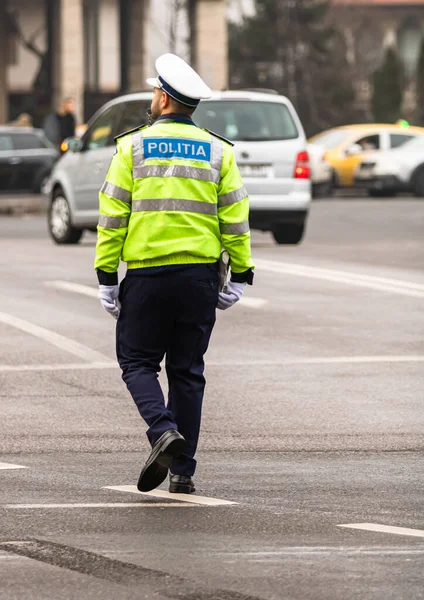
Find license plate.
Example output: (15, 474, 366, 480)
(238, 164, 273, 178)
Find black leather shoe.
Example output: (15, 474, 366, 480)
(169, 474, 195, 494)
(137, 430, 187, 492)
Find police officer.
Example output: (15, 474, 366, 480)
(95, 54, 254, 495)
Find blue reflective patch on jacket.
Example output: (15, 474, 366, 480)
(143, 138, 211, 162)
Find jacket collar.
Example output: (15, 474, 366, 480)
(154, 113, 196, 126)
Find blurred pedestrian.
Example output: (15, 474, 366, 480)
(43, 97, 76, 149)
(10, 113, 33, 128)
(94, 53, 254, 495)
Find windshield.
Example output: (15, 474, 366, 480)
(311, 129, 353, 149)
(194, 101, 299, 142)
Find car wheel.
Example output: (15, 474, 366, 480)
(48, 190, 83, 244)
(412, 167, 424, 197)
(272, 223, 305, 245)
(368, 189, 397, 198)
(313, 179, 334, 199)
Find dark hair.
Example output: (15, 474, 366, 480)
(168, 96, 195, 116)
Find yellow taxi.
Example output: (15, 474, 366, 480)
(309, 123, 424, 188)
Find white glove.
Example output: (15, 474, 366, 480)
(217, 281, 246, 311)
(98, 285, 121, 319)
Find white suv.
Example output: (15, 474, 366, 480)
(46, 90, 311, 245)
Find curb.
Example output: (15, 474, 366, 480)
(0, 195, 49, 216)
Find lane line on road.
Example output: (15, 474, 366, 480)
(338, 523, 424, 538)
(46, 280, 98, 298)
(1, 355, 423, 373)
(0, 362, 116, 373)
(218, 546, 424, 557)
(256, 258, 424, 290)
(207, 355, 424, 367)
(255, 258, 424, 298)
(0, 312, 111, 364)
(104, 485, 238, 506)
(0, 462, 28, 470)
(238, 296, 268, 309)
(46, 280, 268, 310)
(2, 502, 196, 509)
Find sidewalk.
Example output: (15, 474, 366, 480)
(0, 194, 48, 215)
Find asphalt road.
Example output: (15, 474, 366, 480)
(0, 197, 423, 600)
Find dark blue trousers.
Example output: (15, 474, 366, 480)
(116, 264, 218, 477)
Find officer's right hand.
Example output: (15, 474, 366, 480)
(98, 285, 121, 319)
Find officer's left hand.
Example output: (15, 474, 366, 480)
(98, 284, 121, 319)
(217, 281, 246, 310)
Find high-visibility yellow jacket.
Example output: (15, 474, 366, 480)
(94, 116, 254, 283)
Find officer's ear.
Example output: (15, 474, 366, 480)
(160, 91, 171, 111)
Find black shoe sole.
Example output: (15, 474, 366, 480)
(169, 482, 195, 494)
(138, 435, 187, 493)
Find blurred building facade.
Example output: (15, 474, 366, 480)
(332, 0, 424, 118)
(0, 0, 228, 126)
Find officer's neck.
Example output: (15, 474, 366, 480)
(157, 111, 194, 123)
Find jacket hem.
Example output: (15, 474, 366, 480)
(127, 254, 218, 269)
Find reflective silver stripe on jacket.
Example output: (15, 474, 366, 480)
(218, 185, 248, 207)
(132, 131, 145, 170)
(101, 181, 132, 204)
(98, 215, 129, 228)
(210, 136, 223, 180)
(133, 164, 219, 184)
(132, 198, 217, 216)
(219, 220, 250, 235)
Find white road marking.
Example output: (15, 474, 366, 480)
(1, 542, 36, 547)
(0, 362, 116, 373)
(0, 355, 423, 373)
(47, 280, 268, 310)
(338, 523, 424, 538)
(219, 546, 424, 557)
(0, 462, 28, 470)
(255, 258, 424, 298)
(46, 280, 98, 298)
(238, 296, 268, 309)
(208, 355, 424, 367)
(2, 502, 196, 509)
(104, 485, 238, 506)
(0, 312, 111, 364)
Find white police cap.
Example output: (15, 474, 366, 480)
(146, 53, 212, 108)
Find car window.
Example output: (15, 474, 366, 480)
(390, 133, 416, 149)
(398, 135, 424, 150)
(11, 133, 46, 150)
(355, 134, 380, 151)
(194, 101, 299, 141)
(84, 107, 116, 150)
(0, 134, 14, 151)
(310, 129, 353, 149)
(116, 101, 151, 136)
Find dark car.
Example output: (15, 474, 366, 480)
(0, 127, 59, 193)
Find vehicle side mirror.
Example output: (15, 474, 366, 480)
(63, 137, 83, 153)
(346, 143, 363, 156)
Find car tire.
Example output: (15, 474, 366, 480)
(367, 189, 397, 198)
(412, 167, 424, 197)
(48, 190, 83, 244)
(313, 179, 334, 199)
(272, 223, 305, 245)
